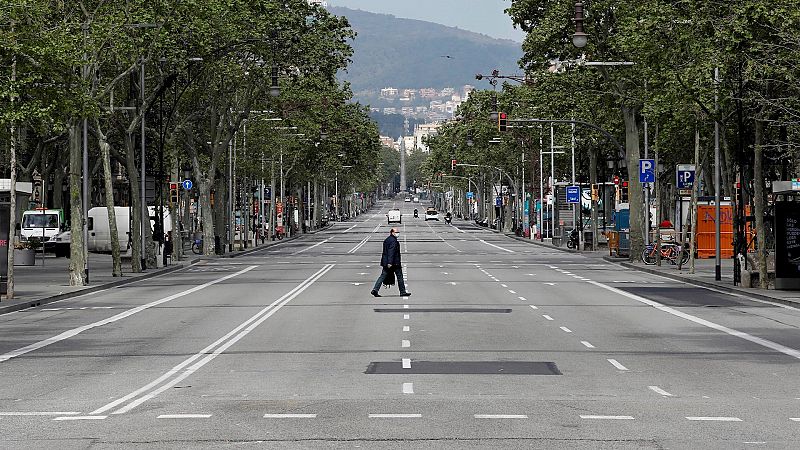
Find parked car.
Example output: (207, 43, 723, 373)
(404, 197, 411, 202)
(424, 208, 439, 221)
(387, 209, 402, 224)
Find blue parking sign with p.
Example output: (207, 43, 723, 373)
(639, 159, 655, 183)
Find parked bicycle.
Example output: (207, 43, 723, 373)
(641, 242, 689, 265)
(191, 237, 203, 254)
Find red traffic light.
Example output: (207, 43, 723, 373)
(498, 112, 508, 132)
(622, 181, 629, 188)
(613, 176, 620, 185)
(169, 182, 179, 190)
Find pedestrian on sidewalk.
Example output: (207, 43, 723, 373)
(371, 228, 411, 298)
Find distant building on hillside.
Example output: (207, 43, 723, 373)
(382, 107, 397, 115)
(413, 122, 441, 153)
(419, 88, 438, 98)
(380, 136, 398, 149)
(440, 87, 456, 97)
(380, 87, 399, 98)
(307, 0, 328, 6)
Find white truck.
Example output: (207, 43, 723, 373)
(21, 209, 65, 243)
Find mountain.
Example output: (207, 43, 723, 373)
(331, 7, 522, 94)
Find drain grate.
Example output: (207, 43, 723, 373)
(365, 361, 561, 375)
(374, 308, 512, 313)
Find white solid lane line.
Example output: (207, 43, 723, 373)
(0, 266, 257, 364)
(343, 224, 358, 233)
(264, 414, 317, 418)
(474, 414, 528, 419)
(588, 280, 800, 360)
(581, 341, 596, 348)
(607, 359, 630, 371)
(402, 340, 410, 348)
(92, 265, 334, 416)
(402, 383, 414, 394)
(479, 239, 515, 253)
(580, 415, 635, 420)
(686, 417, 742, 422)
(292, 238, 331, 255)
(649, 386, 674, 397)
(369, 414, 422, 418)
(53, 415, 108, 421)
(402, 358, 411, 369)
(560, 327, 573, 333)
(157, 414, 212, 419)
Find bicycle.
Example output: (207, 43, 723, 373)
(641, 242, 689, 265)
(191, 237, 203, 254)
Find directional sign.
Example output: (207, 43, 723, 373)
(639, 159, 655, 183)
(676, 164, 696, 189)
(566, 186, 580, 204)
(181, 179, 193, 190)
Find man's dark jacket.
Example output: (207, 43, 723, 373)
(380, 234, 401, 267)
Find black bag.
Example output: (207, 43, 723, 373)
(382, 267, 396, 287)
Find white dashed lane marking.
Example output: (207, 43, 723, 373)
(559, 327, 572, 333)
(686, 417, 742, 422)
(369, 414, 422, 418)
(581, 415, 635, 420)
(53, 415, 107, 421)
(581, 341, 596, 349)
(157, 414, 212, 419)
(263, 414, 317, 419)
(474, 414, 528, 419)
(542, 315, 554, 321)
(402, 383, 414, 394)
(649, 386, 674, 397)
(402, 359, 411, 369)
(607, 359, 629, 371)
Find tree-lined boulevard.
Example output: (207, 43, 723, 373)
(0, 203, 799, 447)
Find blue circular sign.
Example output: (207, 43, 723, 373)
(182, 179, 193, 190)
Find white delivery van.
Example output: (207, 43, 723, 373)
(148, 206, 173, 235)
(387, 209, 402, 224)
(21, 209, 64, 242)
(87, 207, 132, 253)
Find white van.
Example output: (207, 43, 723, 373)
(21, 209, 64, 242)
(387, 209, 402, 224)
(88, 207, 132, 252)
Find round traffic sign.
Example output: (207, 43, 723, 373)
(182, 179, 193, 190)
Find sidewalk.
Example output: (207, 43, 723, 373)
(0, 227, 326, 315)
(501, 230, 800, 307)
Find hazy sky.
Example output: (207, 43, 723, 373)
(327, 0, 526, 42)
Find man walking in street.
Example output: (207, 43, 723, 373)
(372, 228, 411, 297)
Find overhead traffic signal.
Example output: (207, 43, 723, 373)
(498, 112, 508, 132)
(620, 181, 629, 203)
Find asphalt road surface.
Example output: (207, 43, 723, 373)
(1, 200, 799, 449)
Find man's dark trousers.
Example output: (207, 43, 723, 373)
(372, 265, 407, 294)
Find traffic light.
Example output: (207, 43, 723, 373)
(169, 182, 179, 206)
(621, 181, 629, 203)
(498, 112, 508, 132)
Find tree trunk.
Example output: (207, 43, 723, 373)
(68, 123, 87, 286)
(198, 178, 216, 256)
(96, 121, 122, 277)
(214, 177, 227, 253)
(6, 119, 17, 299)
(52, 158, 66, 209)
(753, 120, 768, 289)
(170, 157, 183, 261)
(622, 105, 644, 262)
(589, 147, 598, 251)
(689, 126, 700, 274)
(124, 132, 142, 273)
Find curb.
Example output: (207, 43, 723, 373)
(605, 257, 800, 307)
(0, 263, 188, 315)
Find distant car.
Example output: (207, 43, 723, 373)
(424, 208, 439, 221)
(44, 229, 71, 258)
(404, 197, 411, 202)
(413, 196, 420, 203)
(387, 209, 402, 224)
